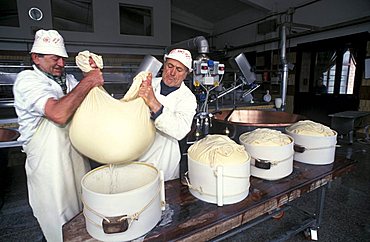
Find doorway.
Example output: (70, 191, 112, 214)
(294, 32, 368, 126)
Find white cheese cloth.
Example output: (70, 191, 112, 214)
(75, 50, 103, 72)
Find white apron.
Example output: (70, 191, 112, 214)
(138, 78, 196, 181)
(24, 118, 90, 242)
(139, 130, 181, 181)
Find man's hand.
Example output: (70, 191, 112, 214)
(81, 69, 104, 87)
(45, 69, 104, 125)
(138, 73, 162, 113)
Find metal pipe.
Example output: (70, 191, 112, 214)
(280, 24, 289, 111)
(210, 82, 244, 102)
(165, 36, 209, 54)
(280, 25, 287, 63)
(242, 84, 260, 98)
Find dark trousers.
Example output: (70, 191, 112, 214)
(0, 148, 9, 209)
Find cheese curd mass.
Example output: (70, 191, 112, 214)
(188, 134, 250, 166)
(69, 70, 155, 164)
(239, 128, 292, 146)
(286, 120, 335, 137)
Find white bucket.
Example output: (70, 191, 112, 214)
(187, 156, 250, 206)
(239, 133, 294, 180)
(286, 130, 337, 165)
(81, 162, 164, 241)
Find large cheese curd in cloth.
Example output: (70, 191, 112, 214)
(70, 71, 155, 164)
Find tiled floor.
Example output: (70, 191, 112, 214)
(0, 147, 44, 242)
(0, 135, 369, 242)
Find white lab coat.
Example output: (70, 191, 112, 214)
(13, 66, 79, 146)
(13, 66, 90, 241)
(138, 77, 197, 181)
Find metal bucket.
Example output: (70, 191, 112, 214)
(0, 128, 19, 142)
(0, 128, 21, 148)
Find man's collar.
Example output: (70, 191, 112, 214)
(34, 65, 65, 79)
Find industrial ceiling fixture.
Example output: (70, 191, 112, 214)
(28, 7, 43, 21)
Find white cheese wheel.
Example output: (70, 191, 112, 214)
(188, 134, 250, 166)
(286, 120, 335, 137)
(239, 128, 292, 146)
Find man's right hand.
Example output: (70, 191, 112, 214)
(45, 69, 104, 125)
(82, 69, 104, 87)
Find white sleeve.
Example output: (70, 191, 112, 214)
(66, 74, 79, 91)
(14, 70, 57, 115)
(154, 89, 197, 140)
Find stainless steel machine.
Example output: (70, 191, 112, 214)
(165, 36, 262, 139)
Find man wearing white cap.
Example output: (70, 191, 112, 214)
(137, 48, 197, 181)
(13, 29, 104, 241)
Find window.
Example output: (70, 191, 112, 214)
(315, 49, 356, 94)
(340, 50, 356, 94)
(120, 5, 152, 36)
(0, 0, 19, 27)
(52, 0, 93, 32)
(294, 33, 367, 123)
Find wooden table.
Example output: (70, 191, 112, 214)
(63, 156, 356, 242)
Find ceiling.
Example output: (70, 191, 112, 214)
(170, 0, 319, 34)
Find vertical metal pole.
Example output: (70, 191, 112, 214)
(233, 72, 237, 107)
(315, 184, 327, 228)
(215, 96, 219, 111)
(280, 24, 288, 111)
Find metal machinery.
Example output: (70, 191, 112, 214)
(165, 36, 262, 140)
(192, 53, 225, 138)
(192, 52, 260, 139)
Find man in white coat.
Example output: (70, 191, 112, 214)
(138, 49, 197, 181)
(13, 29, 104, 241)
